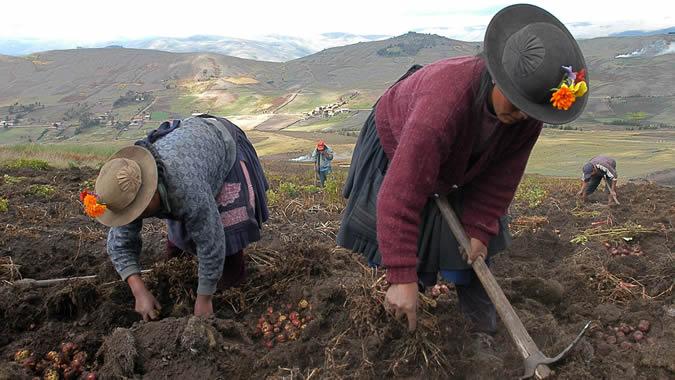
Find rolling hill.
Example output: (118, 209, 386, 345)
(0, 32, 673, 137)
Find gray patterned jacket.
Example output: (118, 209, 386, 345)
(106, 117, 237, 295)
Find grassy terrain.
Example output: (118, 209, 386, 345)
(1, 128, 672, 178)
(0, 143, 122, 168)
(0, 127, 50, 144)
(527, 129, 674, 178)
(279, 92, 341, 114)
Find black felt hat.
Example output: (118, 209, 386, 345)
(484, 4, 588, 124)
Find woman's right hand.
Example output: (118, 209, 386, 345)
(134, 290, 161, 321)
(127, 274, 161, 321)
(385, 282, 419, 331)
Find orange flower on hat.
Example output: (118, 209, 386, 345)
(550, 84, 576, 111)
(80, 189, 107, 218)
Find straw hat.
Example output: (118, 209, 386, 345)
(94, 146, 158, 227)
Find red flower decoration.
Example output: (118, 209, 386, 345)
(79, 189, 91, 202)
(575, 69, 586, 84)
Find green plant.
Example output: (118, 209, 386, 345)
(0, 197, 8, 212)
(7, 158, 50, 170)
(321, 176, 344, 205)
(266, 189, 280, 206)
(80, 179, 96, 190)
(28, 184, 56, 198)
(570, 223, 658, 244)
(2, 175, 24, 185)
(278, 182, 301, 198)
(514, 178, 548, 208)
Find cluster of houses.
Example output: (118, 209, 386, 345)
(304, 102, 351, 119)
(98, 111, 150, 127)
(129, 113, 150, 127)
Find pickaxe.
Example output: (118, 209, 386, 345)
(434, 196, 591, 379)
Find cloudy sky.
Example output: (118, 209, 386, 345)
(1, 0, 671, 45)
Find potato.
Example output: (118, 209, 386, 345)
(46, 351, 60, 364)
(632, 331, 644, 342)
(14, 349, 30, 362)
(73, 351, 87, 364)
(70, 358, 82, 370)
(61, 342, 77, 357)
(606, 335, 617, 345)
(619, 341, 633, 350)
(44, 368, 59, 380)
(637, 320, 650, 333)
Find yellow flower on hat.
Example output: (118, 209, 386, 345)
(571, 80, 587, 97)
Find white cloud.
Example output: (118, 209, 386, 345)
(0, 0, 671, 44)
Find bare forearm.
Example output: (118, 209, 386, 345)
(127, 274, 148, 296)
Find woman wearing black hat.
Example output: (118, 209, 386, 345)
(337, 4, 588, 346)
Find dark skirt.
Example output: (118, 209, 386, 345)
(337, 107, 512, 280)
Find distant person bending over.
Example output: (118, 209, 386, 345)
(80, 115, 268, 320)
(337, 4, 588, 354)
(312, 140, 334, 187)
(578, 155, 619, 205)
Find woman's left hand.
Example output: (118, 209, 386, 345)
(194, 294, 214, 317)
(467, 238, 488, 265)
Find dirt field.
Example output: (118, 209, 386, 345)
(0, 163, 673, 379)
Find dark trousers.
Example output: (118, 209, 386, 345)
(318, 169, 329, 187)
(585, 175, 612, 195)
(419, 271, 496, 334)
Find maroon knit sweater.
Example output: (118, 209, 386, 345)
(375, 56, 543, 284)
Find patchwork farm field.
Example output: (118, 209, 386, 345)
(0, 160, 673, 379)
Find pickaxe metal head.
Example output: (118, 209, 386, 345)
(519, 321, 592, 379)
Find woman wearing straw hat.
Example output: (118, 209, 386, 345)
(337, 4, 588, 345)
(82, 115, 268, 320)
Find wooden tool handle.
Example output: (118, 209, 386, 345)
(12, 270, 153, 288)
(434, 197, 552, 379)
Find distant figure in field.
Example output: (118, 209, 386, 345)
(80, 115, 268, 320)
(312, 140, 334, 187)
(578, 155, 619, 205)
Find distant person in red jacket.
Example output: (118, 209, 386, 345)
(337, 4, 588, 345)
